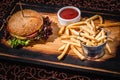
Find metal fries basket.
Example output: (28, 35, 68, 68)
(80, 40, 107, 60)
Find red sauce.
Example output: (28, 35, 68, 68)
(60, 8, 78, 19)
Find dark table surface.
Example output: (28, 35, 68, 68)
(0, 0, 120, 80)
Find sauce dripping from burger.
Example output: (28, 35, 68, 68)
(60, 8, 78, 19)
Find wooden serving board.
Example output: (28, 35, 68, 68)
(0, 2, 120, 77)
(19, 12, 120, 61)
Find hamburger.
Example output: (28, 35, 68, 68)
(5, 9, 52, 48)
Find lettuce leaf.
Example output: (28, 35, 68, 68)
(8, 38, 30, 48)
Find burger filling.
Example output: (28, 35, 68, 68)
(5, 17, 52, 48)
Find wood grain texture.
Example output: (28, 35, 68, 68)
(18, 12, 120, 61)
(0, 0, 120, 79)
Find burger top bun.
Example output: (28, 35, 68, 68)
(7, 9, 43, 37)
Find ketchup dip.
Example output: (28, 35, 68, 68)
(57, 6, 81, 26)
(60, 8, 79, 19)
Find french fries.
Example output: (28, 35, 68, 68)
(57, 14, 115, 60)
(71, 45, 85, 60)
(57, 43, 70, 60)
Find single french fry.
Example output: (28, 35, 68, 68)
(91, 20, 96, 32)
(58, 26, 66, 35)
(77, 36, 87, 42)
(86, 21, 93, 30)
(106, 43, 112, 54)
(70, 29, 79, 35)
(96, 35, 107, 42)
(86, 15, 100, 22)
(107, 37, 113, 42)
(61, 40, 80, 47)
(57, 43, 70, 60)
(58, 44, 66, 51)
(67, 21, 86, 28)
(81, 26, 94, 35)
(97, 40, 104, 45)
(82, 30, 90, 36)
(98, 15, 103, 24)
(86, 15, 103, 24)
(75, 46, 84, 54)
(65, 29, 70, 35)
(98, 22, 120, 27)
(71, 45, 85, 60)
(91, 20, 95, 28)
(95, 30, 102, 39)
(79, 32, 94, 40)
(77, 36, 94, 45)
(101, 29, 105, 36)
